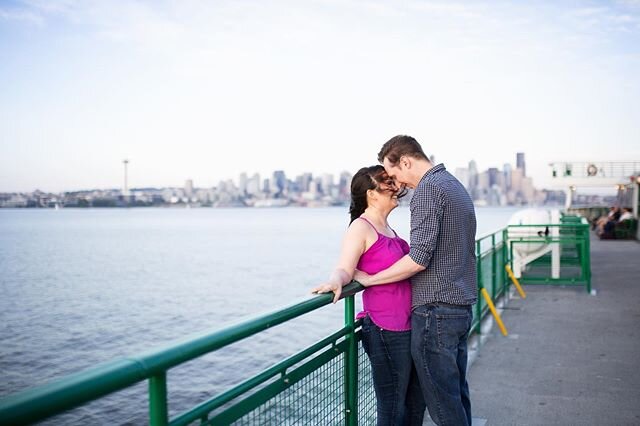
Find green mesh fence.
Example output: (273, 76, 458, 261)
(229, 356, 344, 425)
(507, 222, 591, 291)
(212, 333, 376, 426)
(473, 231, 510, 332)
(357, 341, 376, 425)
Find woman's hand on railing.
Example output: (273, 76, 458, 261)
(311, 281, 343, 304)
(312, 268, 352, 303)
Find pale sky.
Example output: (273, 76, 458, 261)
(1, 0, 639, 193)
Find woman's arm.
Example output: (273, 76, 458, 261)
(311, 221, 370, 303)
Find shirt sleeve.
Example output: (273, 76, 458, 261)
(409, 183, 444, 268)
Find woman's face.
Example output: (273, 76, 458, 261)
(375, 174, 400, 209)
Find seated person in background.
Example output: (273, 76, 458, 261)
(596, 206, 619, 236)
(619, 208, 633, 222)
(594, 207, 614, 232)
(602, 207, 622, 238)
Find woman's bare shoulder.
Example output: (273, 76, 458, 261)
(345, 217, 376, 240)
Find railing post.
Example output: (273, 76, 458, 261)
(583, 224, 592, 293)
(491, 233, 497, 300)
(476, 240, 482, 334)
(149, 372, 168, 426)
(344, 295, 358, 426)
(502, 228, 509, 296)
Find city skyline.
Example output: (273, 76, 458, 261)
(1, 1, 639, 193)
(2, 151, 531, 193)
(8, 148, 633, 208)
(0, 151, 620, 197)
(2, 151, 576, 209)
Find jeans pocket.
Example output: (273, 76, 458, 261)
(412, 305, 430, 319)
(435, 313, 470, 350)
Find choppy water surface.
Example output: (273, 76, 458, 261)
(0, 206, 519, 424)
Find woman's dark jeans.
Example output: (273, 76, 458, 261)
(361, 316, 426, 426)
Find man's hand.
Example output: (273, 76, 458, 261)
(353, 269, 372, 287)
(311, 281, 342, 304)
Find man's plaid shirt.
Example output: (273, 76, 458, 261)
(408, 163, 478, 308)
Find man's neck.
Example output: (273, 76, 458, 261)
(410, 161, 433, 188)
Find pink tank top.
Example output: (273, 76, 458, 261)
(355, 217, 412, 331)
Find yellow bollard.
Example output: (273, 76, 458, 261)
(481, 288, 508, 336)
(505, 264, 527, 299)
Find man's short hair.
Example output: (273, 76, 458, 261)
(378, 135, 429, 165)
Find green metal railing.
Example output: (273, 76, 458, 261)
(505, 217, 591, 292)
(0, 283, 373, 425)
(0, 220, 589, 425)
(473, 229, 509, 334)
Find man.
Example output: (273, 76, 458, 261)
(354, 135, 478, 426)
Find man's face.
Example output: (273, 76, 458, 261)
(383, 157, 412, 189)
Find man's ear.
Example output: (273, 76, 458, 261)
(401, 156, 411, 169)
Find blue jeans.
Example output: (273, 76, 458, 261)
(411, 304, 473, 426)
(361, 316, 426, 426)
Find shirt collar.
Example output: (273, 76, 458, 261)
(418, 163, 445, 185)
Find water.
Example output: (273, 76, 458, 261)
(0, 206, 519, 424)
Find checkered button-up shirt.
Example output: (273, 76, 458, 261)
(408, 163, 478, 307)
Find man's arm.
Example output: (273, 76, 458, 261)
(354, 182, 444, 287)
(353, 255, 425, 286)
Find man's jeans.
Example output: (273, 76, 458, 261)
(361, 316, 426, 426)
(411, 304, 473, 426)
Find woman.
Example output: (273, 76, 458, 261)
(312, 165, 425, 426)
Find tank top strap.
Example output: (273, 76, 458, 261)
(358, 217, 380, 234)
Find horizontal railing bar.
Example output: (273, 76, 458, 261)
(478, 242, 505, 258)
(519, 280, 586, 285)
(132, 293, 337, 371)
(507, 223, 587, 228)
(509, 238, 585, 243)
(0, 283, 363, 425)
(475, 229, 505, 243)
(550, 161, 640, 164)
(340, 281, 365, 298)
(0, 358, 148, 425)
(170, 326, 354, 426)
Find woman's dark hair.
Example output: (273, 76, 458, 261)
(348, 165, 406, 224)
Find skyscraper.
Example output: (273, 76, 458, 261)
(300, 173, 313, 193)
(184, 179, 194, 197)
(246, 173, 261, 195)
(238, 172, 248, 195)
(454, 167, 470, 190)
(321, 173, 334, 195)
(503, 163, 512, 191)
(488, 167, 500, 187)
(272, 170, 286, 196)
(468, 160, 478, 200)
(339, 171, 352, 196)
(516, 153, 526, 177)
